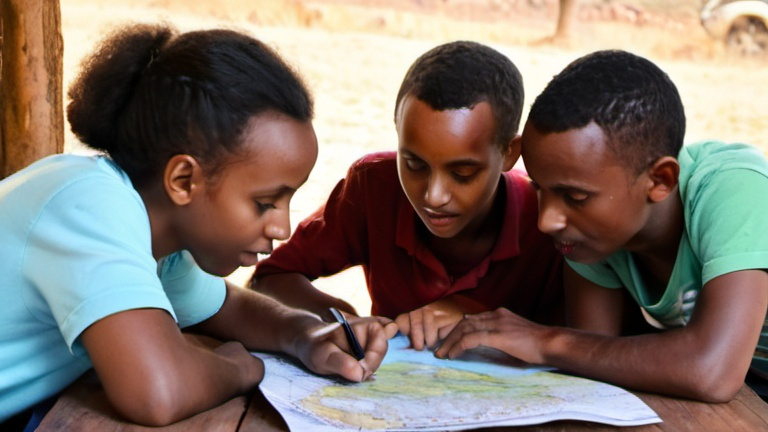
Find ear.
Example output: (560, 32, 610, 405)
(646, 156, 680, 203)
(163, 154, 203, 206)
(502, 135, 522, 172)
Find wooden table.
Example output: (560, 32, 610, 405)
(37, 370, 768, 431)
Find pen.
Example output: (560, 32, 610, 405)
(329, 307, 366, 361)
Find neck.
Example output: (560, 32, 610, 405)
(138, 185, 179, 260)
(630, 187, 684, 276)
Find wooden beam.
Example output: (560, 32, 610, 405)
(0, 0, 63, 179)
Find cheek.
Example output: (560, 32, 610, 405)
(399, 173, 425, 202)
(462, 175, 498, 207)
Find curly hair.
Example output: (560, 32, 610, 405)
(394, 41, 524, 152)
(67, 23, 313, 188)
(526, 49, 685, 174)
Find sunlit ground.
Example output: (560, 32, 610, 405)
(60, 1, 768, 315)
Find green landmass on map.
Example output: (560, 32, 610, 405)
(300, 361, 602, 429)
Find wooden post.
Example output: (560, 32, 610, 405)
(552, 0, 577, 41)
(0, 0, 63, 179)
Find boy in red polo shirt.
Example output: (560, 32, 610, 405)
(250, 41, 564, 349)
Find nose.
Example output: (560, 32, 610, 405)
(424, 173, 451, 208)
(264, 209, 291, 242)
(538, 193, 567, 234)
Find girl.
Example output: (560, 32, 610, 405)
(0, 23, 395, 429)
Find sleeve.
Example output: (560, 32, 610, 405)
(157, 250, 226, 328)
(255, 158, 371, 280)
(566, 259, 625, 289)
(22, 177, 174, 352)
(686, 165, 768, 285)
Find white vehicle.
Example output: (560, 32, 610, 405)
(701, 0, 768, 55)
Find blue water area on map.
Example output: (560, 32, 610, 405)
(384, 333, 553, 378)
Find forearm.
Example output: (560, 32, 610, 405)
(252, 272, 356, 319)
(196, 282, 326, 356)
(539, 325, 746, 402)
(552, 269, 768, 402)
(83, 309, 264, 426)
(114, 342, 262, 425)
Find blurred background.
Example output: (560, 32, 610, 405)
(62, 0, 767, 315)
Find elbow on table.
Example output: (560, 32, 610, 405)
(108, 378, 191, 427)
(681, 364, 743, 403)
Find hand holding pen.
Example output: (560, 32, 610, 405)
(330, 307, 366, 360)
(294, 307, 397, 382)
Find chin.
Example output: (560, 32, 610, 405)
(201, 262, 237, 277)
(568, 250, 611, 265)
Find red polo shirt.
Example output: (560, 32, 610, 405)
(255, 152, 564, 324)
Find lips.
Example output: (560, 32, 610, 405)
(423, 208, 459, 228)
(553, 239, 577, 255)
(240, 251, 265, 267)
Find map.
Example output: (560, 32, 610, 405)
(255, 335, 661, 431)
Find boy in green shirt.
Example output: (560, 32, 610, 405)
(436, 49, 768, 402)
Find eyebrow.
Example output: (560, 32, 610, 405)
(528, 176, 594, 194)
(401, 150, 483, 168)
(445, 159, 484, 169)
(254, 184, 298, 198)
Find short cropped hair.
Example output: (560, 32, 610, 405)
(67, 23, 313, 188)
(394, 41, 524, 152)
(527, 50, 685, 174)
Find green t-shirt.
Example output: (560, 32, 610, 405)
(568, 140, 768, 375)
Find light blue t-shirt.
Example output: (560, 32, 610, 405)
(0, 154, 226, 422)
(568, 140, 768, 374)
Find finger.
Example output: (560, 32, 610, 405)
(372, 315, 395, 327)
(423, 310, 439, 349)
(437, 318, 459, 341)
(357, 320, 388, 360)
(443, 331, 485, 360)
(434, 320, 478, 358)
(383, 321, 399, 339)
(320, 348, 368, 382)
(395, 313, 411, 335)
(408, 311, 426, 351)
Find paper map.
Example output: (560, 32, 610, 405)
(254, 335, 661, 431)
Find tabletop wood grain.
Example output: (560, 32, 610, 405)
(38, 370, 768, 431)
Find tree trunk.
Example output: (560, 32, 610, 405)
(553, 0, 577, 40)
(0, 0, 63, 179)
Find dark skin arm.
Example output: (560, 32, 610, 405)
(436, 268, 768, 402)
(81, 308, 263, 427)
(82, 282, 396, 426)
(257, 272, 481, 350)
(253, 272, 358, 322)
(563, 264, 625, 336)
(193, 282, 397, 381)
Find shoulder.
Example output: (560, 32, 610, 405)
(680, 140, 768, 177)
(502, 168, 538, 206)
(679, 140, 768, 200)
(4, 154, 147, 248)
(2, 154, 140, 216)
(348, 151, 397, 174)
(342, 151, 399, 187)
(502, 168, 534, 188)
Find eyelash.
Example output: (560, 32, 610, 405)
(529, 181, 589, 206)
(405, 159, 477, 184)
(452, 173, 474, 184)
(564, 194, 589, 206)
(256, 201, 276, 214)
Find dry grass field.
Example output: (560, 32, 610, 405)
(62, 0, 768, 315)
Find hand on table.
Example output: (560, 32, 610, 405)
(395, 297, 465, 351)
(435, 307, 546, 365)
